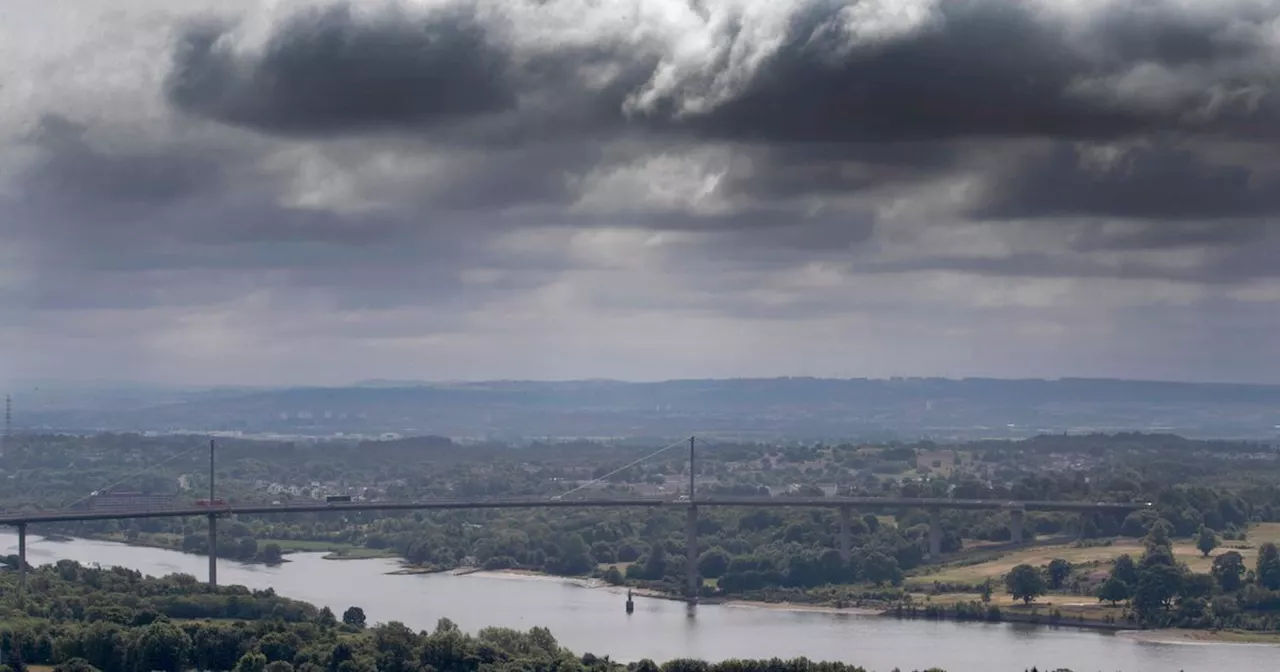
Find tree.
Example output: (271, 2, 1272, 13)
(130, 621, 192, 672)
(1256, 542, 1280, 590)
(259, 543, 284, 565)
(237, 537, 259, 561)
(1212, 551, 1246, 592)
(1005, 564, 1046, 604)
(697, 548, 731, 579)
(1196, 526, 1219, 558)
(265, 663, 294, 672)
(980, 579, 993, 604)
(1047, 559, 1072, 590)
(234, 652, 268, 672)
(342, 606, 367, 628)
(860, 551, 903, 587)
(316, 607, 338, 627)
(1112, 554, 1139, 587)
(52, 660, 100, 672)
(1133, 564, 1183, 624)
(1096, 577, 1130, 606)
(1144, 520, 1173, 553)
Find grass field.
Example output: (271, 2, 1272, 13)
(912, 523, 1280, 587)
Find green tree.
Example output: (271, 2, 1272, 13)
(861, 551, 903, 587)
(238, 537, 259, 561)
(342, 606, 367, 628)
(980, 579, 992, 604)
(1112, 554, 1140, 587)
(234, 652, 268, 672)
(642, 544, 668, 580)
(259, 543, 284, 565)
(265, 662, 294, 672)
(130, 621, 192, 672)
(1096, 577, 1130, 606)
(1004, 564, 1046, 605)
(697, 548, 731, 579)
(1256, 542, 1280, 590)
(1046, 559, 1072, 590)
(1196, 526, 1219, 558)
(1212, 551, 1246, 592)
(1144, 520, 1174, 553)
(316, 607, 338, 628)
(52, 660, 100, 672)
(1134, 564, 1183, 624)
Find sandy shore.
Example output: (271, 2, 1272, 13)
(719, 600, 883, 616)
(462, 569, 881, 613)
(1119, 629, 1280, 646)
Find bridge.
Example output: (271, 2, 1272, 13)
(0, 494, 1149, 604)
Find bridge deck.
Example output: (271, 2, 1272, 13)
(0, 496, 1149, 526)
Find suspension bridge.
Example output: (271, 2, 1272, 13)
(0, 437, 1150, 604)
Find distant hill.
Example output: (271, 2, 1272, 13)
(11, 377, 1280, 441)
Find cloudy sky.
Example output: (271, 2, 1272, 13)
(3, 0, 1280, 386)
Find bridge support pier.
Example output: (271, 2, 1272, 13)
(928, 509, 942, 559)
(1010, 509, 1025, 545)
(839, 506, 852, 562)
(686, 505, 698, 603)
(207, 514, 218, 590)
(17, 523, 26, 604)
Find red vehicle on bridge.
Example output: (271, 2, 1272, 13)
(195, 499, 227, 507)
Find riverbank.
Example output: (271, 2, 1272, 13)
(78, 532, 395, 565)
(1119, 629, 1280, 645)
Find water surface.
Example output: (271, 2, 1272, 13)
(2, 532, 1274, 672)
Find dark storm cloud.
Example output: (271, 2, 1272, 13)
(165, 0, 1280, 144)
(664, 0, 1278, 142)
(166, 4, 517, 135)
(19, 116, 223, 209)
(974, 142, 1280, 221)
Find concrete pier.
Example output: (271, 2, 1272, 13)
(208, 514, 218, 589)
(928, 509, 942, 559)
(17, 522, 26, 604)
(839, 506, 852, 562)
(685, 505, 698, 602)
(1010, 509, 1025, 545)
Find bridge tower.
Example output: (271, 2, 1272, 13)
(685, 436, 699, 604)
(208, 438, 218, 590)
(928, 508, 943, 559)
(839, 506, 853, 562)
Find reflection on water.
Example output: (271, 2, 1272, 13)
(2, 532, 1276, 672)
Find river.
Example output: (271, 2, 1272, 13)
(2, 532, 1275, 672)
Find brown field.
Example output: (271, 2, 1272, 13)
(915, 523, 1280, 585)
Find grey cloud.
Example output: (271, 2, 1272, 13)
(167, 4, 516, 135)
(20, 116, 223, 209)
(974, 142, 1280, 221)
(660, 0, 1279, 142)
(167, 1, 1280, 145)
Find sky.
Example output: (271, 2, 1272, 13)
(3, 0, 1280, 387)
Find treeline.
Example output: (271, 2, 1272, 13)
(0, 559, 315, 626)
(1086, 524, 1280, 631)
